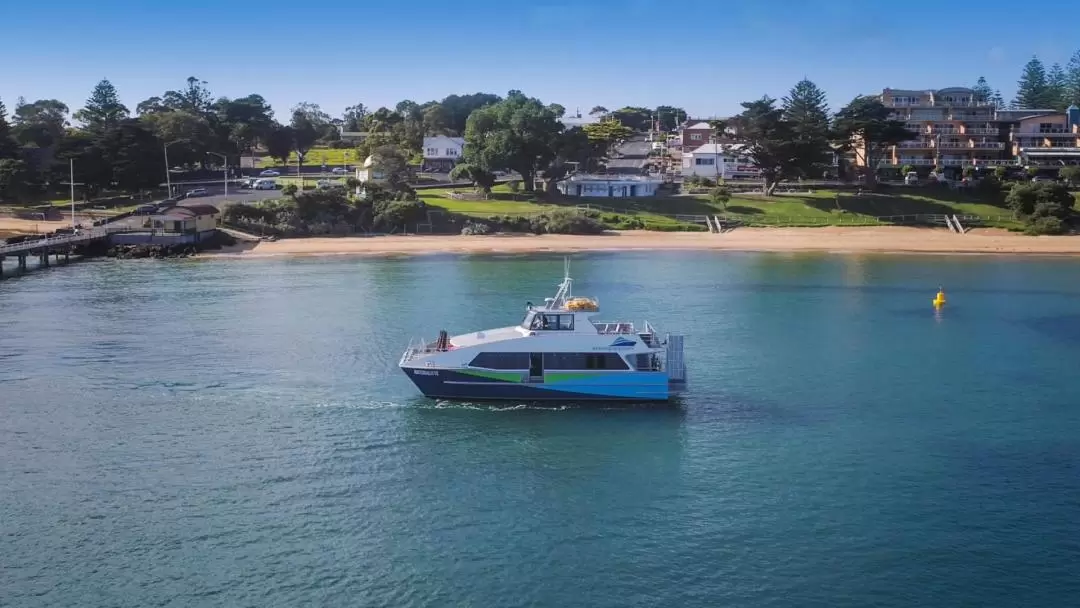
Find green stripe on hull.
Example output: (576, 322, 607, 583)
(543, 372, 605, 383)
(458, 369, 523, 382)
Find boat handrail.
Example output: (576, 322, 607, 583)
(593, 321, 638, 335)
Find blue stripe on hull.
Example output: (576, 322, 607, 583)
(401, 368, 670, 401)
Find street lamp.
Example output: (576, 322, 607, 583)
(164, 140, 186, 197)
(206, 152, 228, 201)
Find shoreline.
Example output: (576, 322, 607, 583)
(204, 227, 1080, 258)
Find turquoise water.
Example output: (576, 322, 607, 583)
(2, 252, 1080, 607)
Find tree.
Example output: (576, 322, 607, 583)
(708, 186, 730, 211)
(608, 107, 652, 131)
(1014, 57, 1051, 109)
(73, 79, 129, 133)
(782, 79, 833, 178)
(449, 163, 495, 194)
(463, 91, 563, 192)
(1065, 50, 1080, 108)
(1048, 63, 1068, 110)
(994, 165, 1009, 181)
(265, 125, 294, 167)
(833, 95, 917, 187)
(589, 106, 609, 117)
(0, 158, 31, 202)
(140, 110, 214, 167)
(735, 97, 799, 195)
(290, 110, 319, 171)
(421, 103, 448, 135)
(439, 93, 501, 135)
(990, 90, 1006, 110)
(0, 99, 22, 160)
(369, 145, 410, 191)
(342, 103, 367, 131)
(1005, 181, 1074, 218)
(582, 119, 633, 155)
(1059, 165, 1080, 186)
(93, 120, 166, 190)
(654, 106, 686, 132)
(214, 94, 275, 153)
(282, 183, 298, 197)
(11, 99, 69, 148)
(162, 77, 213, 115)
(135, 96, 169, 116)
(972, 76, 993, 104)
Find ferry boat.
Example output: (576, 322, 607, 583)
(399, 262, 687, 401)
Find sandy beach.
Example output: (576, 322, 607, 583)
(209, 227, 1080, 257)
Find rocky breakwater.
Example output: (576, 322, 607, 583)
(106, 244, 198, 259)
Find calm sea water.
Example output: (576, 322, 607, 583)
(2, 252, 1080, 607)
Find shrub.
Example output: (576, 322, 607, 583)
(1025, 216, 1065, 235)
(507, 180, 521, 193)
(1060, 165, 1080, 186)
(1026, 166, 1040, 177)
(994, 166, 1008, 181)
(373, 200, 427, 232)
(1006, 182, 1073, 218)
(900, 164, 914, 176)
(282, 183, 298, 197)
(460, 221, 493, 235)
(530, 209, 606, 234)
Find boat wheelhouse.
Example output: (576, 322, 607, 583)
(399, 262, 686, 401)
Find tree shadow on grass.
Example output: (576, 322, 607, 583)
(725, 205, 764, 215)
(800, 193, 961, 217)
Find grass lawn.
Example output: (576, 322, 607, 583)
(258, 148, 357, 168)
(419, 186, 1026, 230)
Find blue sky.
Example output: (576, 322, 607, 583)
(2, 0, 1078, 121)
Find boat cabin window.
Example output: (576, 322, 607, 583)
(543, 352, 629, 370)
(528, 313, 574, 331)
(469, 352, 530, 370)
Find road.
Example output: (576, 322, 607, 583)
(605, 138, 652, 173)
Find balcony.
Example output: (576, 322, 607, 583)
(897, 140, 934, 149)
(949, 113, 995, 121)
(972, 142, 1005, 149)
(964, 128, 998, 135)
(879, 158, 935, 166)
(930, 128, 960, 135)
(935, 142, 969, 149)
(1014, 131, 1078, 138)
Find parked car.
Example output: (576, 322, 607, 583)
(904, 171, 919, 186)
(331, 167, 348, 175)
(253, 179, 277, 190)
(185, 188, 208, 197)
(260, 169, 280, 177)
(1031, 175, 1055, 183)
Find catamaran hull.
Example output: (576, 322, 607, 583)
(401, 367, 672, 401)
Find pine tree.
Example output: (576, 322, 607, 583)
(73, 78, 130, 133)
(1064, 50, 1080, 108)
(0, 98, 19, 159)
(1047, 63, 1068, 110)
(990, 90, 1006, 110)
(782, 79, 832, 177)
(1014, 56, 1050, 109)
(972, 76, 993, 104)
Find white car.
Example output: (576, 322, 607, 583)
(331, 167, 348, 175)
(260, 169, 280, 177)
(185, 188, 208, 197)
(253, 179, 277, 190)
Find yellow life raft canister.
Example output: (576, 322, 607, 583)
(566, 297, 599, 312)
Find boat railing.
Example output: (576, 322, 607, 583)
(594, 322, 636, 335)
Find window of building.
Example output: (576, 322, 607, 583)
(425, 147, 438, 156)
(690, 133, 703, 141)
(446, 148, 459, 156)
(695, 157, 715, 166)
(469, 352, 530, 369)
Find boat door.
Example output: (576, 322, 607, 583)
(528, 353, 544, 383)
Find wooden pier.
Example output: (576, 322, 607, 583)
(0, 226, 129, 280)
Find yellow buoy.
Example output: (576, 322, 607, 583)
(932, 287, 946, 308)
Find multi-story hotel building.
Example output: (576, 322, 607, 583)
(874, 87, 1019, 170)
(1010, 105, 1080, 167)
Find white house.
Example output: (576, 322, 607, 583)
(681, 143, 759, 179)
(556, 174, 663, 197)
(423, 136, 465, 171)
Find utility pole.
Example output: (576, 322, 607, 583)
(69, 158, 76, 229)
